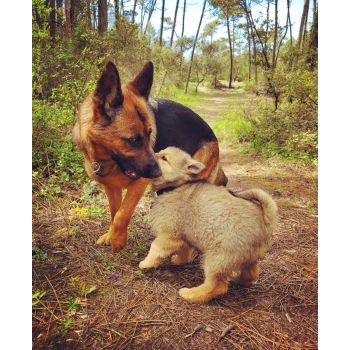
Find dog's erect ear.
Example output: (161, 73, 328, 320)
(94, 61, 124, 112)
(130, 62, 153, 99)
(187, 159, 206, 176)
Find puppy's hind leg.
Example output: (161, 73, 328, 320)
(139, 234, 184, 270)
(235, 261, 260, 287)
(171, 245, 198, 265)
(179, 256, 229, 303)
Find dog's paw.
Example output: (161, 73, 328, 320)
(179, 287, 210, 303)
(171, 254, 183, 265)
(110, 237, 127, 252)
(96, 233, 126, 252)
(96, 233, 110, 246)
(179, 288, 197, 302)
(139, 260, 152, 269)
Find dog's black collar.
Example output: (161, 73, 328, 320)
(156, 179, 206, 196)
(156, 186, 176, 196)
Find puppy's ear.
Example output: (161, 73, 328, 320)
(93, 61, 124, 120)
(130, 61, 153, 99)
(187, 159, 205, 176)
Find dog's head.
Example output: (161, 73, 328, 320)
(152, 147, 206, 191)
(88, 61, 161, 180)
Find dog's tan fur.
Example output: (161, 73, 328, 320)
(139, 147, 278, 303)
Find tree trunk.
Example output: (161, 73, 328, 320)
(144, 0, 157, 34)
(287, 0, 292, 47)
(159, 0, 165, 46)
(49, 0, 56, 40)
(180, 0, 187, 69)
(264, 0, 270, 49)
(70, 0, 76, 32)
(65, 0, 71, 39)
(181, 0, 186, 38)
(132, 0, 137, 23)
(115, 0, 120, 26)
(297, 0, 310, 51)
(170, 0, 180, 47)
(246, 16, 251, 81)
(56, 0, 63, 26)
(253, 38, 258, 84)
(307, 0, 318, 69)
(226, 15, 233, 88)
(272, 0, 278, 68)
(120, 0, 124, 16)
(184, 0, 206, 94)
(98, 0, 108, 35)
(231, 15, 235, 82)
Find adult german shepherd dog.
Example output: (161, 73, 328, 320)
(73, 61, 227, 252)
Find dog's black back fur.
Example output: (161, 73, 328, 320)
(150, 99, 217, 156)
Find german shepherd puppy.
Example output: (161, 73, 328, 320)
(73, 61, 227, 252)
(139, 147, 278, 303)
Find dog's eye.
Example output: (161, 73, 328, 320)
(149, 128, 152, 134)
(161, 155, 167, 161)
(129, 137, 137, 143)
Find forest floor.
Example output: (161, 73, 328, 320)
(32, 85, 318, 349)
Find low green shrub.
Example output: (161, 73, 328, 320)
(212, 111, 254, 144)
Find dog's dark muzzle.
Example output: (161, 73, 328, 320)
(112, 151, 162, 180)
(141, 161, 162, 179)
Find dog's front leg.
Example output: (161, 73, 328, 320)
(97, 179, 150, 252)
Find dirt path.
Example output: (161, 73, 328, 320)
(32, 86, 318, 349)
(194, 85, 259, 126)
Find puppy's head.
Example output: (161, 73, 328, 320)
(152, 147, 205, 191)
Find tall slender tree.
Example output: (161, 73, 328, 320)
(272, 0, 278, 68)
(184, 0, 206, 94)
(170, 0, 180, 47)
(226, 14, 233, 87)
(115, 0, 120, 25)
(49, 0, 56, 40)
(98, 0, 108, 35)
(287, 0, 292, 47)
(159, 0, 165, 46)
(65, 0, 71, 39)
(132, 0, 137, 23)
(297, 0, 310, 51)
(143, 0, 157, 35)
(181, 0, 186, 38)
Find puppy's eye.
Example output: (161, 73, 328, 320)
(129, 137, 137, 143)
(149, 128, 152, 134)
(161, 155, 167, 161)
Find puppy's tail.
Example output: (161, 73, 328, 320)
(228, 188, 278, 237)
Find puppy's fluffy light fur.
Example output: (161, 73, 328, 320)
(139, 147, 278, 303)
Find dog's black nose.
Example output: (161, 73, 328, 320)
(143, 162, 162, 179)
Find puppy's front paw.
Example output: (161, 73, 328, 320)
(139, 260, 154, 269)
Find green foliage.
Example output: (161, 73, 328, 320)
(67, 297, 80, 312)
(32, 100, 86, 183)
(81, 284, 97, 297)
(32, 290, 47, 306)
(32, 246, 47, 262)
(58, 318, 73, 337)
(156, 84, 205, 110)
(246, 100, 317, 161)
(212, 111, 254, 144)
